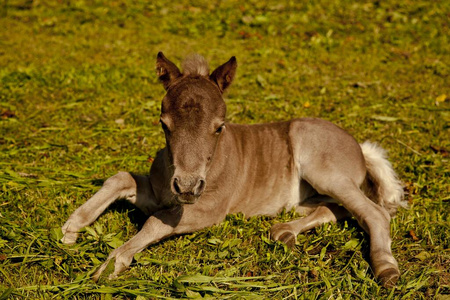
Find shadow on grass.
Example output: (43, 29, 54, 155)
(108, 200, 149, 230)
(90, 178, 105, 187)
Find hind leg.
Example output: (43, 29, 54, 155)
(339, 186, 399, 287)
(270, 199, 350, 248)
(318, 179, 400, 287)
(61, 172, 157, 244)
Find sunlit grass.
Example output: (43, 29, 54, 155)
(0, 0, 448, 298)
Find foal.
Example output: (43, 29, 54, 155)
(62, 52, 406, 287)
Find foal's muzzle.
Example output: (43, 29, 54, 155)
(171, 176, 206, 204)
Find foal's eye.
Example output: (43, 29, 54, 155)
(215, 124, 225, 135)
(160, 120, 169, 132)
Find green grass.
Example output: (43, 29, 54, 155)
(0, 0, 449, 298)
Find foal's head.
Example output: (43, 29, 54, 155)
(156, 52, 237, 204)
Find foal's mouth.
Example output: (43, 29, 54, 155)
(175, 194, 198, 205)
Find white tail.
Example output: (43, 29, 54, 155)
(360, 141, 407, 216)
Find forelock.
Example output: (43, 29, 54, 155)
(181, 54, 209, 77)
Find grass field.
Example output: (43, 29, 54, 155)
(0, 0, 449, 299)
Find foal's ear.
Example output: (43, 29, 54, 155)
(156, 52, 182, 90)
(209, 56, 237, 93)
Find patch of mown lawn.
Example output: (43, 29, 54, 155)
(0, 0, 448, 299)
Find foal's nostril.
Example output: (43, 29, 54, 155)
(194, 179, 206, 196)
(172, 177, 181, 195)
(172, 176, 205, 197)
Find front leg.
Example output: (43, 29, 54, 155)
(61, 172, 157, 244)
(93, 202, 226, 281)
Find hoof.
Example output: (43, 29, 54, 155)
(92, 258, 116, 282)
(378, 267, 400, 288)
(92, 250, 132, 282)
(61, 231, 78, 245)
(270, 223, 297, 249)
(278, 231, 296, 249)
